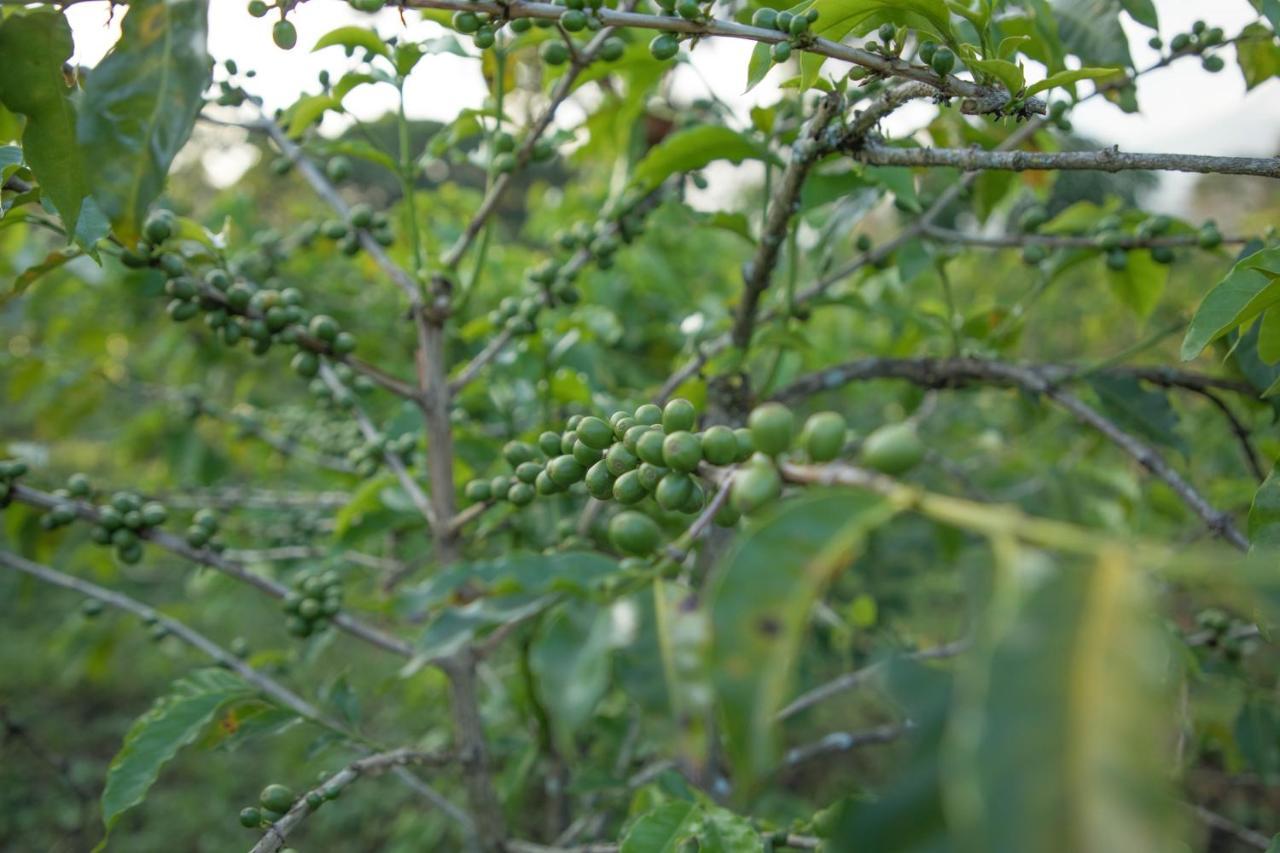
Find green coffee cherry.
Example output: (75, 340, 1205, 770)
(748, 402, 795, 456)
(929, 46, 955, 75)
(713, 500, 740, 527)
(608, 511, 661, 556)
(260, 784, 295, 813)
(536, 470, 564, 495)
(636, 429, 667, 466)
(605, 443, 638, 476)
(752, 8, 777, 28)
(548, 455, 586, 486)
(515, 462, 542, 484)
(730, 460, 782, 515)
(576, 416, 614, 450)
(599, 36, 625, 61)
(68, 473, 91, 497)
(273, 20, 298, 50)
(661, 431, 702, 472)
(803, 411, 846, 462)
(503, 441, 536, 467)
(662, 398, 696, 433)
(733, 428, 755, 461)
(239, 806, 262, 828)
(612, 470, 647, 504)
(81, 598, 105, 618)
(538, 431, 563, 457)
(248, 0, 269, 17)
(508, 482, 536, 506)
(655, 471, 694, 511)
(860, 422, 924, 475)
(573, 440, 603, 466)
(634, 403, 662, 426)
(700, 425, 737, 466)
(1022, 243, 1047, 265)
(585, 460, 616, 499)
(541, 40, 570, 65)
(561, 9, 587, 30)
(453, 10, 481, 32)
(1105, 249, 1128, 271)
(772, 41, 792, 63)
(650, 33, 679, 61)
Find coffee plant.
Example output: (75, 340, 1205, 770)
(2, 0, 1280, 850)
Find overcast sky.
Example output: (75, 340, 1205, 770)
(62, 0, 1279, 210)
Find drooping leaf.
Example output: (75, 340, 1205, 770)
(632, 126, 779, 192)
(1249, 467, 1280, 549)
(620, 800, 701, 853)
(707, 491, 896, 790)
(745, 42, 773, 93)
(77, 0, 212, 244)
(286, 93, 342, 138)
(0, 9, 89, 235)
(1181, 247, 1280, 360)
(943, 547, 1183, 851)
(100, 669, 253, 834)
(312, 25, 390, 59)
(3, 246, 81, 305)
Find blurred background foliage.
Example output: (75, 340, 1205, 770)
(2, 1, 1280, 851)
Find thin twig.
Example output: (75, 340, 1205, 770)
(1190, 803, 1272, 851)
(922, 223, 1251, 250)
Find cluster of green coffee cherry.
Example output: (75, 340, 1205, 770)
(465, 398, 925, 556)
(1195, 608, 1257, 664)
(121, 210, 361, 378)
(246, 0, 300, 50)
(486, 196, 649, 331)
(183, 508, 225, 551)
(316, 200, 395, 254)
(239, 782, 327, 832)
(449, 0, 626, 63)
(916, 39, 959, 76)
(213, 58, 256, 107)
(80, 487, 170, 565)
(0, 458, 28, 506)
(747, 7, 821, 64)
(1148, 20, 1227, 73)
(281, 571, 344, 638)
(1016, 207, 1222, 269)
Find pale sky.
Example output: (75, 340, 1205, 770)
(61, 0, 1280, 210)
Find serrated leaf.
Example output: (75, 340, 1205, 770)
(620, 800, 701, 853)
(77, 0, 211, 244)
(101, 669, 253, 834)
(0, 10, 89, 235)
(632, 126, 779, 192)
(1182, 247, 1280, 360)
(708, 492, 896, 790)
(313, 25, 390, 59)
(1026, 65, 1121, 96)
(1249, 467, 1280, 549)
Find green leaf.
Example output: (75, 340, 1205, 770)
(77, 0, 212, 244)
(1026, 65, 1121, 96)
(1235, 698, 1280, 777)
(1249, 467, 1280, 549)
(707, 491, 896, 790)
(944, 548, 1183, 851)
(0, 9, 89, 235)
(0, 145, 21, 180)
(529, 600, 618, 744)
(101, 669, 253, 834)
(620, 800, 701, 853)
(286, 93, 341, 138)
(745, 42, 773, 94)
(1051, 0, 1133, 68)
(1118, 0, 1158, 28)
(1258, 306, 1280, 364)
(966, 57, 1026, 94)
(1181, 247, 1280, 360)
(4, 246, 81, 305)
(799, 0, 955, 87)
(1237, 23, 1280, 91)
(313, 25, 390, 59)
(632, 126, 779, 192)
(699, 805, 764, 852)
(1087, 375, 1185, 453)
(1105, 248, 1167, 317)
(1253, 0, 1280, 31)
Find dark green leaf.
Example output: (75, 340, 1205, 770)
(1118, 0, 1158, 28)
(1051, 0, 1134, 68)
(101, 669, 252, 833)
(1087, 375, 1185, 454)
(77, 0, 212, 244)
(1181, 247, 1280, 360)
(1249, 467, 1280, 549)
(529, 601, 618, 744)
(1235, 699, 1280, 778)
(707, 491, 896, 789)
(0, 10, 89, 235)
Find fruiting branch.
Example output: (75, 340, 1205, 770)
(846, 142, 1280, 179)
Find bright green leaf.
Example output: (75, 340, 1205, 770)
(286, 93, 341, 138)
(1181, 247, 1280, 360)
(620, 800, 701, 853)
(1026, 65, 1122, 96)
(313, 25, 390, 59)
(1105, 248, 1167, 317)
(1118, 0, 1158, 28)
(1237, 23, 1280, 91)
(632, 126, 779, 192)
